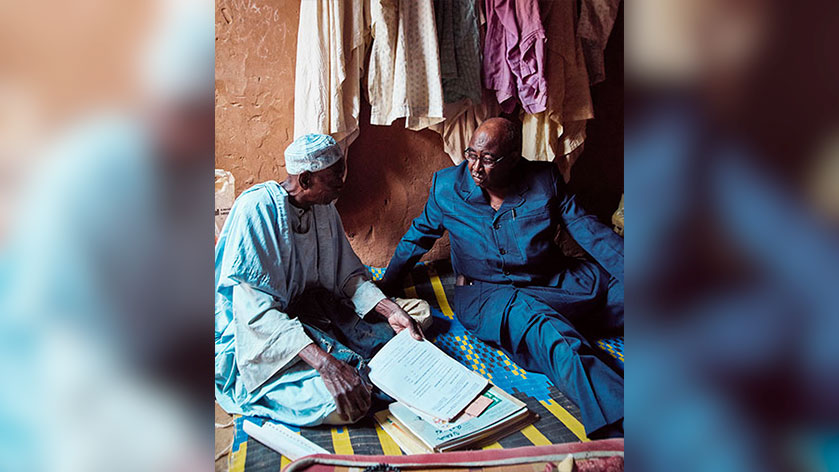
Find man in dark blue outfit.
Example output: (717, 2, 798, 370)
(381, 118, 624, 438)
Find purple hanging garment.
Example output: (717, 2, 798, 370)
(483, 0, 547, 114)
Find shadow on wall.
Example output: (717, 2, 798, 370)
(337, 102, 453, 268)
(568, 3, 624, 222)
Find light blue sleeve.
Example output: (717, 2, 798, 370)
(232, 283, 313, 393)
(216, 184, 314, 392)
(216, 184, 291, 300)
(343, 275, 387, 317)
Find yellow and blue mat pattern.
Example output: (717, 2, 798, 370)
(227, 260, 624, 472)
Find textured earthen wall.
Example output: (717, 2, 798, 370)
(215, 0, 299, 189)
(338, 108, 453, 266)
(215, 0, 622, 268)
(215, 0, 451, 267)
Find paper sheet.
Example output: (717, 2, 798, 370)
(368, 330, 488, 421)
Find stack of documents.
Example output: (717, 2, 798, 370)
(367, 331, 536, 453)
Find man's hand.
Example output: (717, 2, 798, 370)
(298, 344, 371, 422)
(375, 298, 424, 341)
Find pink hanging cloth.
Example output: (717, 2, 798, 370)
(482, 0, 547, 114)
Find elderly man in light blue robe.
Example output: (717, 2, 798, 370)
(215, 134, 428, 426)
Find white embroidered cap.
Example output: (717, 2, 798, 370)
(284, 134, 343, 175)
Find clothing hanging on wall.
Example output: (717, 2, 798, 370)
(429, 90, 500, 165)
(434, 0, 482, 104)
(482, 0, 547, 114)
(520, 0, 593, 179)
(367, 0, 445, 131)
(293, 0, 369, 149)
(578, 0, 621, 85)
(430, 0, 499, 165)
(522, 117, 588, 180)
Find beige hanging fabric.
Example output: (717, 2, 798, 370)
(523, 117, 587, 182)
(430, 91, 500, 165)
(520, 0, 593, 178)
(293, 0, 370, 150)
(367, 0, 445, 131)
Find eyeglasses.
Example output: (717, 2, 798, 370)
(463, 148, 505, 167)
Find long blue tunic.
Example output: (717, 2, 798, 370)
(215, 181, 386, 426)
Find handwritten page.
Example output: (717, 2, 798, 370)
(368, 330, 488, 421)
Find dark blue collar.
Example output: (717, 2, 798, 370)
(455, 160, 530, 214)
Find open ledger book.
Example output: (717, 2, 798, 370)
(367, 330, 536, 453)
(367, 329, 488, 421)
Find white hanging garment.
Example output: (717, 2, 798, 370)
(294, 0, 369, 149)
(368, 0, 445, 131)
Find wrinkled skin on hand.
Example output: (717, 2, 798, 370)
(296, 297, 422, 423)
(317, 355, 371, 422)
(298, 344, 371, 422)
(375, 298, 424, 341)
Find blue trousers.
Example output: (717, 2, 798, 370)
(453, 259, 624, 436)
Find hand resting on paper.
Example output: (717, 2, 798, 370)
(375, 298, 424, 341)
(298, 343, 372, 422)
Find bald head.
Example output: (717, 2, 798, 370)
(473, 117, 522, 160)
